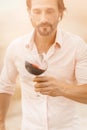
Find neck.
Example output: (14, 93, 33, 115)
(34, 30, 56, 54)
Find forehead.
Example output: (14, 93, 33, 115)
(31, 0, 58, 9)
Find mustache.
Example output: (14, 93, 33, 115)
(38, 23, 52, 27)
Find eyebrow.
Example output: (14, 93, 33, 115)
(32, 7, 55, 10)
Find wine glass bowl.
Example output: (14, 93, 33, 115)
(25, 53, 48, 75)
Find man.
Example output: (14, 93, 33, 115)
(0, 0, 87, 130)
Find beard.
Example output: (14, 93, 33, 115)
(36, 22, 56, 36)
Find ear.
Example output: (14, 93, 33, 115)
(56, 13, 61, 22)
(27, 7, 31, 15)
(59, 12, 62, 21)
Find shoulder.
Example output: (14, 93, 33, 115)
(61, 29, 87, 48)
(6, 31, 33, 52)
(9, 32, 33, 48)
(5, 32, 33, 58)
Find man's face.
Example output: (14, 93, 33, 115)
(29, 0, 61, 36)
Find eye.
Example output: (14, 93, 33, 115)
(33, 9, 41, 14)
(46, 9, 55, 14)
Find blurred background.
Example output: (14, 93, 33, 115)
(0, 0, 87, 130)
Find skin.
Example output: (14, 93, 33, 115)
(30, 0, 60, 36)
(33, 76, 87, 103)
(0, 94, 11, 130)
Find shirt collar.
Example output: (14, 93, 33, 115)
(25, 29, 35, 49)
(55, 27, 63, 47)
(26, 27, 63, 49)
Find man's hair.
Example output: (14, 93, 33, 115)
(26, 0, 66, 19)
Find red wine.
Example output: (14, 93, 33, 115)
(25, 61, 46, 75)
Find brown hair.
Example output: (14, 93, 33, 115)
(26, 0, 66, 19)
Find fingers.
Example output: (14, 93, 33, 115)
(34, 77, 50, 93)
(33, 76, 50, 94)
(33, 76, 48, 82)
(35, 86, 49, 92)
(33, 76, 60, 96)
(34, 82, 48, 88)
(35, 83, 51, 96)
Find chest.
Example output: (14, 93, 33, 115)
(15, 47, 76, 82)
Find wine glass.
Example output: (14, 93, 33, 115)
(25, 53, 48, 96)
(25, 53, 48, 75)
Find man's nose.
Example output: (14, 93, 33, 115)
(40, 12, 48, 23)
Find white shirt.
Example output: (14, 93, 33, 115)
(0, 28, 87, 130)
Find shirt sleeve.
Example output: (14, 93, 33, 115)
(75, 39, 87, 85)
(0, 42, 18, 95)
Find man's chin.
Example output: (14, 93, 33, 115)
(38, 31, 52, 36)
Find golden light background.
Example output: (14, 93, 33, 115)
(0, 0, 87, 130)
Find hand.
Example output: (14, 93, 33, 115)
(33, 76, 66, 97)
(0, 123, 5, 130)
